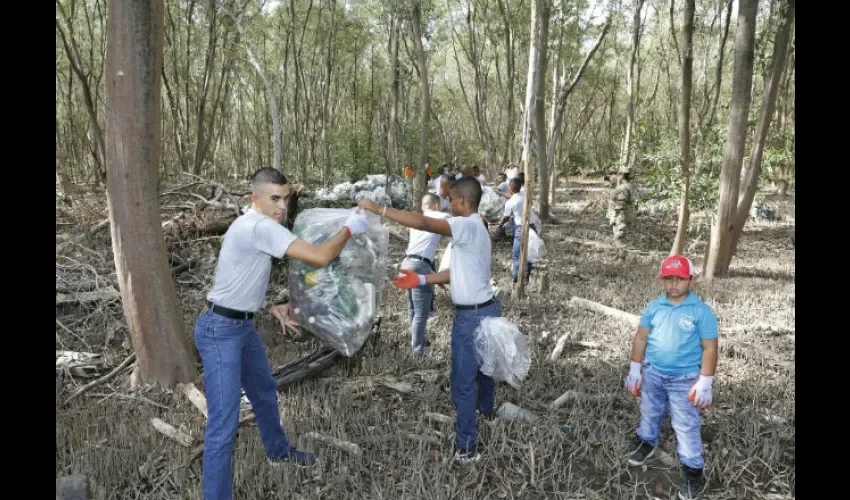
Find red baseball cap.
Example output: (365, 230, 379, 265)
(658, 255, 694, 278)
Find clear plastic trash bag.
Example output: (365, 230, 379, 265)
(474, 317, 531, 389)
(289, 208, 389, 356)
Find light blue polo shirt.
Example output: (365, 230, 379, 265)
(640, 292, 718, 376)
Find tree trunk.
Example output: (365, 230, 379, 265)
(704, 0, 758, 279)
(619, 0, 645, 174)
(516, 0, 550, 297)
(497, 0, 517, 166)
(410, 1, 431, 208)
(670, 0, 696, 256)
(106, 0, 196, 386)
(387, 17, 400, 196)
(722, 0, 795, 268)
(545, 16, 611, 215)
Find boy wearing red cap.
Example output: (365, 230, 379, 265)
(624, 255, 718, 500)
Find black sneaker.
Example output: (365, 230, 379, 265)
(627, 439, 657, 466)
(268, 447, 317, 467)
(453, 447, 481, 464)
(678, 466, 704, 500)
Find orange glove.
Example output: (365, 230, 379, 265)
(392, 269, 425, 290)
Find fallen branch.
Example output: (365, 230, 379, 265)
(302, 432, 362, 456)
(548, 333, 573, 362)
(549, 390, 614, 409)
(56, 287, 121, 306)
(151, 417, 195, 447)
(425, 412, 453, 425)
(63, 352, 137, 406)
(570, 296, 795, 337)
(56, 218, 110, 254)
(568, 297, 640, 326)
(177, 383, 208, 419)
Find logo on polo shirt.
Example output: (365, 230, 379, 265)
(679, 314, 695, 332)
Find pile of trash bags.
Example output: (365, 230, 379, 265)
(312, 174, 410, 210)
(289, 208, 389, 356)
(474, 317, 531, 389)
(479, 188, 506, 221)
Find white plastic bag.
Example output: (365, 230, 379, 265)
(474, 317, 530, 389)
(289, 208, 389, 356)
(479, 189, 506, 221)
(527, 228, 545, 263)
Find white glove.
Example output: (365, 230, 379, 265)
(688, 375, 714, 408)
(344, 209, 368, 236)
(624, 361, 642, 396)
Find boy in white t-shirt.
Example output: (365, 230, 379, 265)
(499, 177, 538, 283)
(359, 177, 500, 464)
(401, 193, 451, 356)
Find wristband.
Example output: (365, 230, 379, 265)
(419, 275, 427, 286)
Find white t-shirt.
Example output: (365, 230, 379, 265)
(447, 214, 494, 305)
(504, 192, 527, 226)
(404, 210, 450, 262)
(207, 209, 297, 312)
(476, 174, 486, 185)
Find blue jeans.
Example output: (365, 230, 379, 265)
(402, 258, 434, 356)
(511, 224, 537, 282)
(451, 299, 501, 450)
(194, 309, 291, 500)
(636, 364, 704, 469)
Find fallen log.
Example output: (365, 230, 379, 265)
(568, 297, 639, 326)
(569, 296, 795, 337)
(150, 417, 195, 447)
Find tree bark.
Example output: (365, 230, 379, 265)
(722, 0, 795, 268)
(618, 0, 645, 174)
(409, 1, 431, 208)
(670, 0, 695, 256)
(106, 0, 196, 386)
(516, 0, 550, 297)
(704, 0, 758, 279)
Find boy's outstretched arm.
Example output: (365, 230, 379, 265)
(359, 199, 452, 236)
(392, 269, 450, 289)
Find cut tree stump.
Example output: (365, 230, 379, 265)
(56, 474, 90, 500)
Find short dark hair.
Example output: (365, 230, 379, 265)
(422, 193, 441, 209)
(251, 167, 288, 191)
(451, 177, 483, 211)
(440, 174, 455, 186)
(509, 177, 523, 192)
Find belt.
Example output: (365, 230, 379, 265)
(207, 301, 255, 320)
(454, 297, 496, 311)
(405, 254, 435, 271)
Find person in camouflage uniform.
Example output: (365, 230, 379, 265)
(607, 171, 634, 247)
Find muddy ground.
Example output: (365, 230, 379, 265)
(56, 179, 795, 499)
